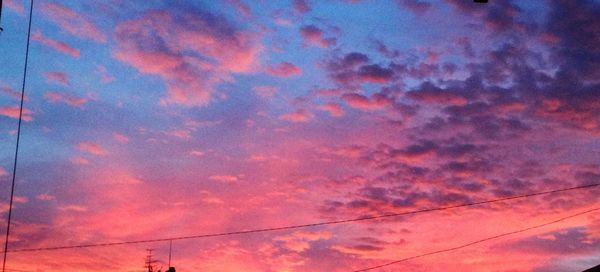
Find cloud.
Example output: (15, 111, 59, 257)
(112, 133, 129, 143)
(446, 0, 527, 33)
(293, 0, 312, 13)
(226, 0, 252, 17)
(36, 193, 56, 201)
(76, 142, 108, 156)
(209, 175, 241, 182)
(442, 160, 493, 178)
(31, 31, 81, 58)
(406, 82, 468, 106)
(166, 129, 192, 139)
(40, 2, 107, 42)
(396, 0, 432, 15)
(95, 65, 115, 83)
(0, 166, 8, 177)
(44, 91, 89, 107)
(523, 0, 600, 131)
(341, 93, 393, 110)
(4, 0, 25, 15)
(317, 102, 345, 117)
(274, 230, 332, 252)
(189, 149, 205, 157)
(0, 106, 33, 121)
(0, 85, 25, 100)
(45, 72, 70, 86)
(113, 6, 262, 106)
(332, 244, 385, 254)
(300, 25, 337, 48)
(393, 140, 439, 162)
(279, 109, 314, 122)
(327, 52, 396, 85)
(266, 62, 302, 77)
(59, 205, 88, 212)
(497, 227, 600, 255)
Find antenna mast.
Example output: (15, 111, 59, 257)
(144, 249, 159, 272)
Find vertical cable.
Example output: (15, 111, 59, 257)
(2, 0, 33, 271)
(168, 240, 172, 267)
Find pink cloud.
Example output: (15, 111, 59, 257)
(317, 102, 345, 117)
(266, 62, 302, 77)
(209, 175, 241, 182)
(76, 142, 108, 156)
(44, 91, 89, 107)
(113, 8, 262, 106)
(113, 133, 129, 143)
(0, 166, 8, 177)
(96, 65, 115, 83)
(31, 31, 81, 58)
(14, 196, 28, 204)
(45, 71, 70, 86)
(166, 129, 192, 139)
(1, 85, 26, 100)
(36, 193, 56, 201)
(535, 98, 600, 131)
(40, 2, 106, 42)
(300, 25, 337, 48)
(189, 149, 205, 157)
(0, 106, 33, 121)
(4, 0, 25, 15)
(279, 109, 314, 122)
(341, 93, 392, 110)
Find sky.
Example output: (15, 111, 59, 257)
(0, 0, 599, 271)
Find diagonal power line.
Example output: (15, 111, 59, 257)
(1, 182, 598, 254)
(2, 0, 34, 271)
(352, 207, 600, 271)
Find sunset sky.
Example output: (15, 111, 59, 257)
(0, 0, 599, 271)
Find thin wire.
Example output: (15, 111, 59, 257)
(168, 240, 172, 267)
(352, 207, 600, 271)
(0, 0, 4, 32)
(1, 182, 598, 254)
(2, 1, 33, 271)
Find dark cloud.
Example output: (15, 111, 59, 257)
(442, 159, 492, 176)
(447, 0, 528, 33)
(406, 81, 468, 106)
(300, 25, 337, 48)
(497, 227, 600, 255)
(575, 171, 600, 186)
(327, 52, 397, 86)
(293, 0, 311, 13)
(396, 0, 431, 15)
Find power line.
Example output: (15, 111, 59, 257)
(2, 1, 33, 272)
(0, 0, 4, 32)
(1, 182, 598, 254)
(352, 206, 600, 271)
